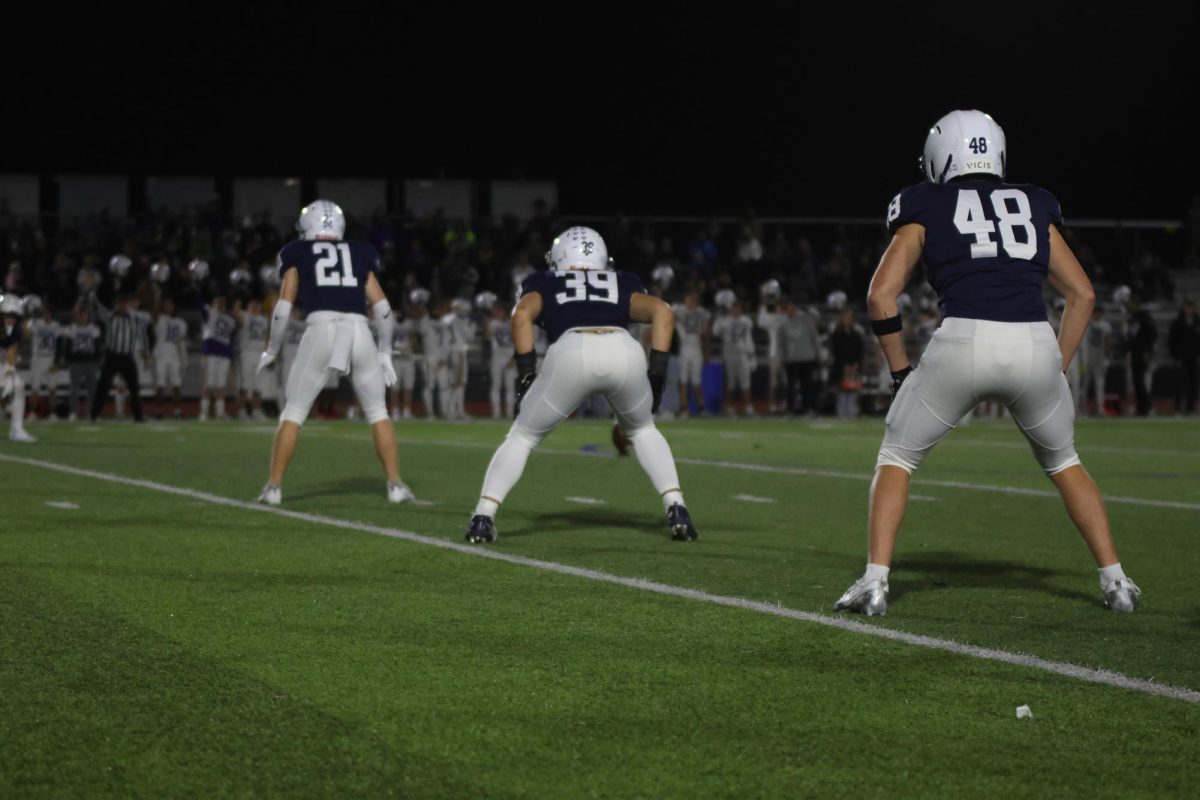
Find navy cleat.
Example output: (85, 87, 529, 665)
(666, 504, 698, 541)
(465, 514, 498, 544)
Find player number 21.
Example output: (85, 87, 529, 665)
(313, 242, 358, 287)
(556, 270, 618, 304)
(953, 189, 1037, 260)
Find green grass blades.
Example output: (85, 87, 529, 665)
(2, 416, 1198, 798)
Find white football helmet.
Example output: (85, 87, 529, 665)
(474, 291, 498, 311)
(921, 110, 1007, 184)
(714, 288, 736, 311)
(0, 294, 23, 316)
(409, 287, 431, 307)
(22, 294, 43, 315)
(188, 259, 210, 281)
(150, 261, 171, 284)
(108, 254, 132, 277)
(545, 226, 608, 271)
(652, 264, 675, 290)
(229, 267, 253, 288)
(760, 279, 781, 303)
(1113, 285, 1133, 305)
(451, 298, 472, 318)
(826, 290, 848, 311)
(297, 199, 346, 240)
(259, 264, 281, 289)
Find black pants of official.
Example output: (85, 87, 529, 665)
(1176, 359, 1199, 414)
(785, 360, 818, 414)
(91, 353, 144, 422)
(1131, 352, 1152, 416)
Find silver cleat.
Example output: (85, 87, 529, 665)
(834, 577, 889, 616)
(1104, 578, 1141, 613)
(257, 484, 282, 506)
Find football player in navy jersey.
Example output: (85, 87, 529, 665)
(255, 200, 415, 505)
(834, 110, 1140, 615)
(465, 226, 698, 544)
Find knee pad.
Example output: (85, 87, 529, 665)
(280, 405, 309, 426)
(875, 446, 920, 474)
(1037, 443, 1082, 476)
(506, 422, 544, 449)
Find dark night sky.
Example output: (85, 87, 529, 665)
(8, 7, 1197, 219)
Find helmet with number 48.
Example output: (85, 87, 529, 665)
(920, 110, 1007, 184)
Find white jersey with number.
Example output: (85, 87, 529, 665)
(672, 305, 711, 356)
(154, 316, 188, 362)
(239, 313, 269, 359)
(757, 306, 785, 361)
(30, 319, 61, 359)
(713, 315, 755, 358)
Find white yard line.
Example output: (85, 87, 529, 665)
(2, 451, 1197, 705)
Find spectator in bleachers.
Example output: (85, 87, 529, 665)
(1127, 295, 1158, 416)
(830, 308, 865, 419)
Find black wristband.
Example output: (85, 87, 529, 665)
(871, 315, 903, 337)
(648, 349, 670, 377)
(515, 351, 537, 377)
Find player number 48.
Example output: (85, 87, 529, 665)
(953, 188, 1037, 260)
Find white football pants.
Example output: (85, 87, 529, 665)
(878, 318, 1081, 475)
(281, 312, 387, 425)
(479, 330, 684, 510)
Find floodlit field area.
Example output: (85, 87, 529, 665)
(3, 416, 1198, 798)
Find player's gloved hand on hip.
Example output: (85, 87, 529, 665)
(377, 353, 398, 388)
(647, 349, 670, 414)
(890, 365, 914, 398)
(513, 351, 537, 418)
(256, 351, 276, 375)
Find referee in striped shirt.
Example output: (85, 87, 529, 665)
(90, 292, 149, 422)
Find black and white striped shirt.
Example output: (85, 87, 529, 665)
(92, 300, 148, 356)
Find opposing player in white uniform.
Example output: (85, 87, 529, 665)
(447, 298, 476, 420)
(26, 299, 61, 421)
(1081, 305, 1112, 416)
(486, 301, 517, 418)
(256, 199, 414, 505)
(834, 110, 1139, 616)
(419, 303, 455, 419)
(1, 294, 36, 441)
(234, 299, 269, 420)
(712, 301, 756, 417)
(153, 299, 189, 418)
(386, 310, 418, 421)
(199, 297, 236, 421)
(672, 292, 710, 417)
(757, 280, 786, 413)
(465, 227, 698, 544)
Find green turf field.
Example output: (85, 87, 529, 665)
(2, 415, 1198, 798)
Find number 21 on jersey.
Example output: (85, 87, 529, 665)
(313, 242, 358, 287)
(953, 188, 1036, 260)
(556, 270, 618, 304)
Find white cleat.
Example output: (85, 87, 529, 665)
(834, 577, 889, 616)
(9, 428, 37, 443)
(257, 484, 281, 506)
(1104, 578, 1142, 613)
(387, 481, 415, 504)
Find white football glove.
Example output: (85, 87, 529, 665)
(377, 353, 397, 388)
(256, 351, 277, 375)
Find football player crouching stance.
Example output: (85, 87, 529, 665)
(465, 227, 697, 544)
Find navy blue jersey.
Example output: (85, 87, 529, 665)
(519, 269, 646, 343)
(887, 178, 1064, 323)
(277, 239, 381, 315)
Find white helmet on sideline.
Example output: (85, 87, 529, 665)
(475, 291, 498, 310)
(0, 294, 23, 316)
(150, 261, 171, 284)
(109, 254, 132, 277)
(187, 259, 210, 281)
(545, 226, 608, 271)
(409, 287, 431, 307)
(297, 199, 346, 240)
(921, 109, 1007, 184)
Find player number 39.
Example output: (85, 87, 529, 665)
(556, 270, 618, 304)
